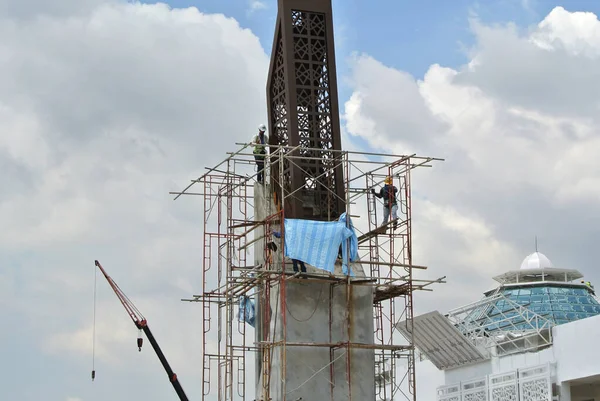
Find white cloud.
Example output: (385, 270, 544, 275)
(531, 6, 600, 57)
(4, 1, 600, 401)
(248, 1, 267, 12)
(0, 1, 267, 400)
(344, 10, 600, 397)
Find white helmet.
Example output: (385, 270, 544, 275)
(258, 124, 266, 132)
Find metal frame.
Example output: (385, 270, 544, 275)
(267, 0, 345, 220)
(445, 293, 555, 358)
(172, 143, 443, 401)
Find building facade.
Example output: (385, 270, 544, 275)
(401, 252, 600, 401)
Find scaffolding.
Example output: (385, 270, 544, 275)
(173, 143, 443, 401)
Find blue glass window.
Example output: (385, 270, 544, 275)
(462, 285, 600, 333)
(531, 295, 543, 303)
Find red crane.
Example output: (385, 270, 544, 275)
(94, 260, 189, 401)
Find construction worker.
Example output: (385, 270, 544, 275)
(582, 280, 595, 292)
(253, 124, 268, 184)
(371, 176, 398, 230)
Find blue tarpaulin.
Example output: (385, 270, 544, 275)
(282, 212, 358, 275)
(238, 296, 255, 327)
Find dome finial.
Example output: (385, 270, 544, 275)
(535, 235, 538, 252)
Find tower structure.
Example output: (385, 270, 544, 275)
(172, 1, 444, 400)
(267, 0, 344, 221)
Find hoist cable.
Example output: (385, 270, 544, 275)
(91, 264, 97, 381)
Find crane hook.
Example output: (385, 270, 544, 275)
(137, 329, 143, 352)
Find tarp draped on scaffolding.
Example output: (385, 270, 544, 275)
(283, 212, 358, 275)
(238, 296, 255, 327)
(339, 212, 359, 268)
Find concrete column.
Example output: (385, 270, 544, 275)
(254, 183, 375, 401)
(559, 381, 572, 401)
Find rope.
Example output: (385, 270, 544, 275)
(285, 283, 323, 322)
(285, 350, 348, 395)
(91, 264, 97, 381)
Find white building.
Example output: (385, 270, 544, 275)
(399, 252, 600, 401)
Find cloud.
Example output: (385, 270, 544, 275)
(343, 8, 600, 399)
(0, 1, 267, 400)
(4, 1, 600, 401)
(248, 0, 267, 12)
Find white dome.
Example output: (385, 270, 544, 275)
(520, 252, 554, 270)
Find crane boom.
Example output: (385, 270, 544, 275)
(94, 260, 190, 401)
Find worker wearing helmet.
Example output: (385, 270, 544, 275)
(582, 280, 595, 294)
(253, 124, 268, 184)
(371, 176, 399, 230)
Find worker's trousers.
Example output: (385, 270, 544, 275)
(254, 152, 266, 183)
(382, 204, 398, 225)
(292, 259, 307, 273)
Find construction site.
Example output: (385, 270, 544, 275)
(88, 2, 600, 401)
(168, 2, 444, 400)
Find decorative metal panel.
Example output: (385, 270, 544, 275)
(438, 383, 461, 401)
(489, 371, 518, 401)
(268, 21, 292, 217)
(266, 0, 345, 221)
(438, 364, 555, 401)
(462, 377, 488, 401)
(518, 364, 552, 401)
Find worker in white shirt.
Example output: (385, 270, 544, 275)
(253, 124, 268, 184)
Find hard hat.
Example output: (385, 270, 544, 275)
(384, 176, 392, 184)
(258, 124, 266, 132)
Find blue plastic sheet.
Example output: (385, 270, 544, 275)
(283, 212, 358, 275)
(339, 212, 359, 271)
(238, 296, 255, 327)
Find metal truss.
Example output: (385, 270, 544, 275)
(446, 293, 555, 358)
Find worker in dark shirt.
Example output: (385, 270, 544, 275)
(371, 176, 398, 230)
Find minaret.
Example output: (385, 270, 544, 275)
(266, 0, 345, 221)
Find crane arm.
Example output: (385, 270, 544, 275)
(94, 260, 189, 401)
(95, 260, 145, 327)
(142, 325, 189, 401)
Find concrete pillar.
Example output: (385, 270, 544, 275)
(254, 183, 375, 401)
(559, 382, 572, 401)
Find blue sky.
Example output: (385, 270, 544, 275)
(152, 0, 600, 101)
(155, 0, 600, 163)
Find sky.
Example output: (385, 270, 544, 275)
(2, 0, 600, 400)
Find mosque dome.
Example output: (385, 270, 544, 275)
(520, 251, 554, 270)
(463, 250, 600, 331)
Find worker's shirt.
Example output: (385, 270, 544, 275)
(253, 133, 268, 154)
(374, 184, 398, 207)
